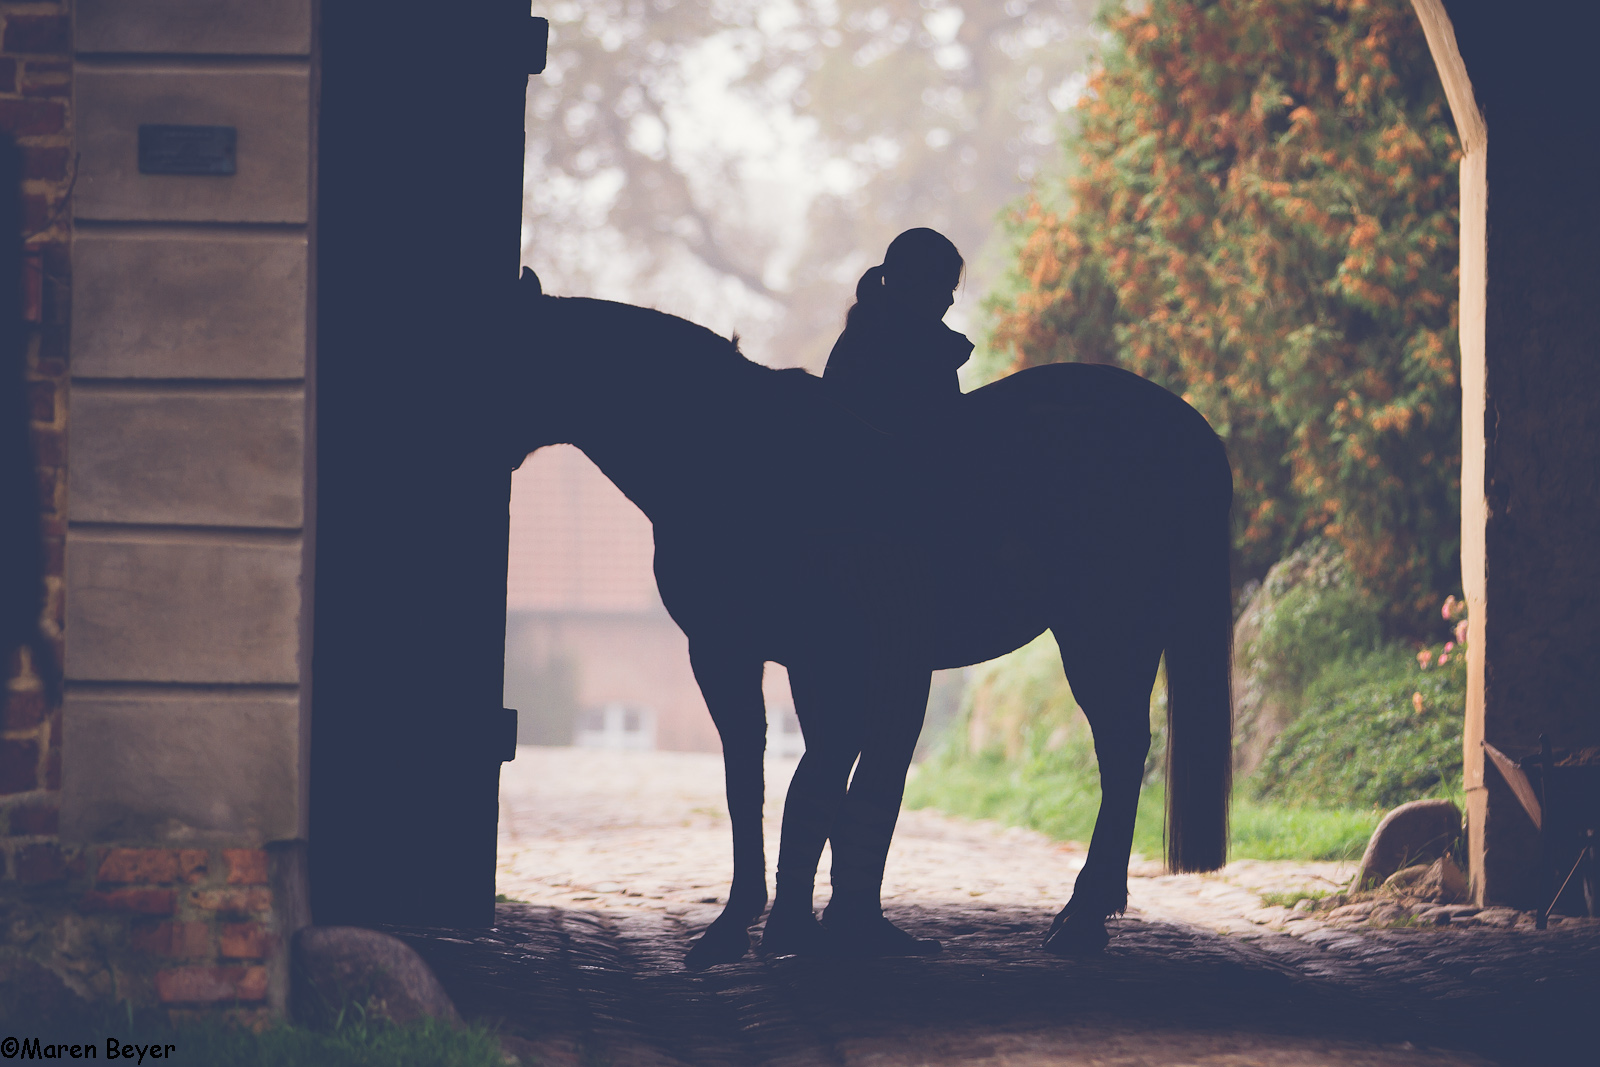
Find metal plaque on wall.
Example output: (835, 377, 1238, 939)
(137, 125, 237, 176)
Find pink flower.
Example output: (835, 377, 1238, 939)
(1417, 649, 1432, 668)
(1412, 692, 1425, 714)
(1444, 642, 1454, 653)
(1455, 620, 1468, 645)
(1438, 654, 1449, 665)
(1441, 595, 1457, 621)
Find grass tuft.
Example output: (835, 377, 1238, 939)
(0, 996, 512, 1067)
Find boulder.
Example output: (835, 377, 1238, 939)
(1380, 863, 1433, 895)
(1353, 799, 1462, 889)
(1413, 855, 1470, 904)
(292, 926, 461, 1029)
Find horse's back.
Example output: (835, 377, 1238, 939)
(918, 363, 1230, 666)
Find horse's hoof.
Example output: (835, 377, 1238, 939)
(758, 910, 833, 958)
(685, 922, 751, 970)
(822, 912, 941, 957)
(1042, 913, 1110, 956)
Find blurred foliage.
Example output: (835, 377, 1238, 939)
(957, 632, 1166, 782)
(906, 632, 1375, 861)
(1242, 540, 1383, 699)
(911, 588, 1469, 857)
(983, 0, 1461, 637)
(1254, 596, 1467, 808)
(526, 0, 1099, 370)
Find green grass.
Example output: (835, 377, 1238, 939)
(0, 1000, 511, 1067)
(906, 750, 1379, 863)
(1227, 796, 1378, 861)
(1258, 887, 1335, 909)
(155, 1017, 508, 1066)
(1253, 646, 1466, 810)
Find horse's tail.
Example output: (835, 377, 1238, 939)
(1162, 437, 1234, 873)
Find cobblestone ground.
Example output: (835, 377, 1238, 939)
(384, 749, 1597, 1066)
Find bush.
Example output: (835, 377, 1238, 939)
(1253, 605, 1467, 809)
(906, 631, 1377, 862)
(1232, 539, 1386, 775)
(1240, 539, 1384, 700)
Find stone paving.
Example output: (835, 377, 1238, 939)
(384, 748, 1598, 1066)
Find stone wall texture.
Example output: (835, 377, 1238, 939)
(2, 0, 315, 1019)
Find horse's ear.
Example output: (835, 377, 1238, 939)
(519, 266, 544, 296)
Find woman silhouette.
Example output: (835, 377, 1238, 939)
(823, 228, 972, 435)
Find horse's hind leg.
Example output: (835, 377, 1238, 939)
(685, 645, 768, 970)
(1043, 625, 1162, 955)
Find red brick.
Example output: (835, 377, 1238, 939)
(0, 98, 63, 137)
(29, 425, 62, 467)
(42, 730, 59, 789)
(40, 535, 62, 579)
(155, 965, 268, 1005)
(35, 323, 67, 363)
(80, 888, 176, 915)
(218, 922, 273, 960)
(224, 849, 269, 886)
(3, 687, 45, 730)
(15, 842, 64, 883)
(21, 145, 67, 181)
(98, 848, 179, 885)
(0, 57, 16, 92)
(36, 466, 57, 514)
(25, 379, 53, 422)
(0, 739, 39, 794)
(178, 849, 209, 884)
(20, 68, 68, 99)
(8, 800, 57, 835)
(3, 15, 69, 54)
(130, 921, 212, 958)
(190, 887, 272, 916)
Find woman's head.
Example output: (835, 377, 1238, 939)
(853, 227, 964, 319)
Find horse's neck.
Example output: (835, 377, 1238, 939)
(557, 311, 728, 526)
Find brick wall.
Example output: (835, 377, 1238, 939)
(0, 3, 316, 1017)
(0, 0, 69, 891)
(84, 846, 276, 1018)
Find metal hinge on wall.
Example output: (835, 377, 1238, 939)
(497, 707, 520, 762)
(525, 17, 549, 76)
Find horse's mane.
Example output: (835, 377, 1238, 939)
(547, 295, 767, 379)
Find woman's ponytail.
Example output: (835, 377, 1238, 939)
(855, 265, 887, 304)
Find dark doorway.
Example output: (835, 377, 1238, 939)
(309, 2, 542, 927)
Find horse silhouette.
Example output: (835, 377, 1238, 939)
(508, 269, 1233, 966)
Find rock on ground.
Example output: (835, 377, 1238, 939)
(292, 925, 461, 1028)
(1354, 799, 1462, 889)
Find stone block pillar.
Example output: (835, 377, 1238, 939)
(58, 0, 315, 1014)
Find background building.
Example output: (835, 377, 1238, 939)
(505, 443, 800, 754)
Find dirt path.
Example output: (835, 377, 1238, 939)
(379, 747, 1596, 1065)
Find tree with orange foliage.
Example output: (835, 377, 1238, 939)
(987, 0, 1460, 636)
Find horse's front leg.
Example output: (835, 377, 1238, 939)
(684, 645, 768, 970)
